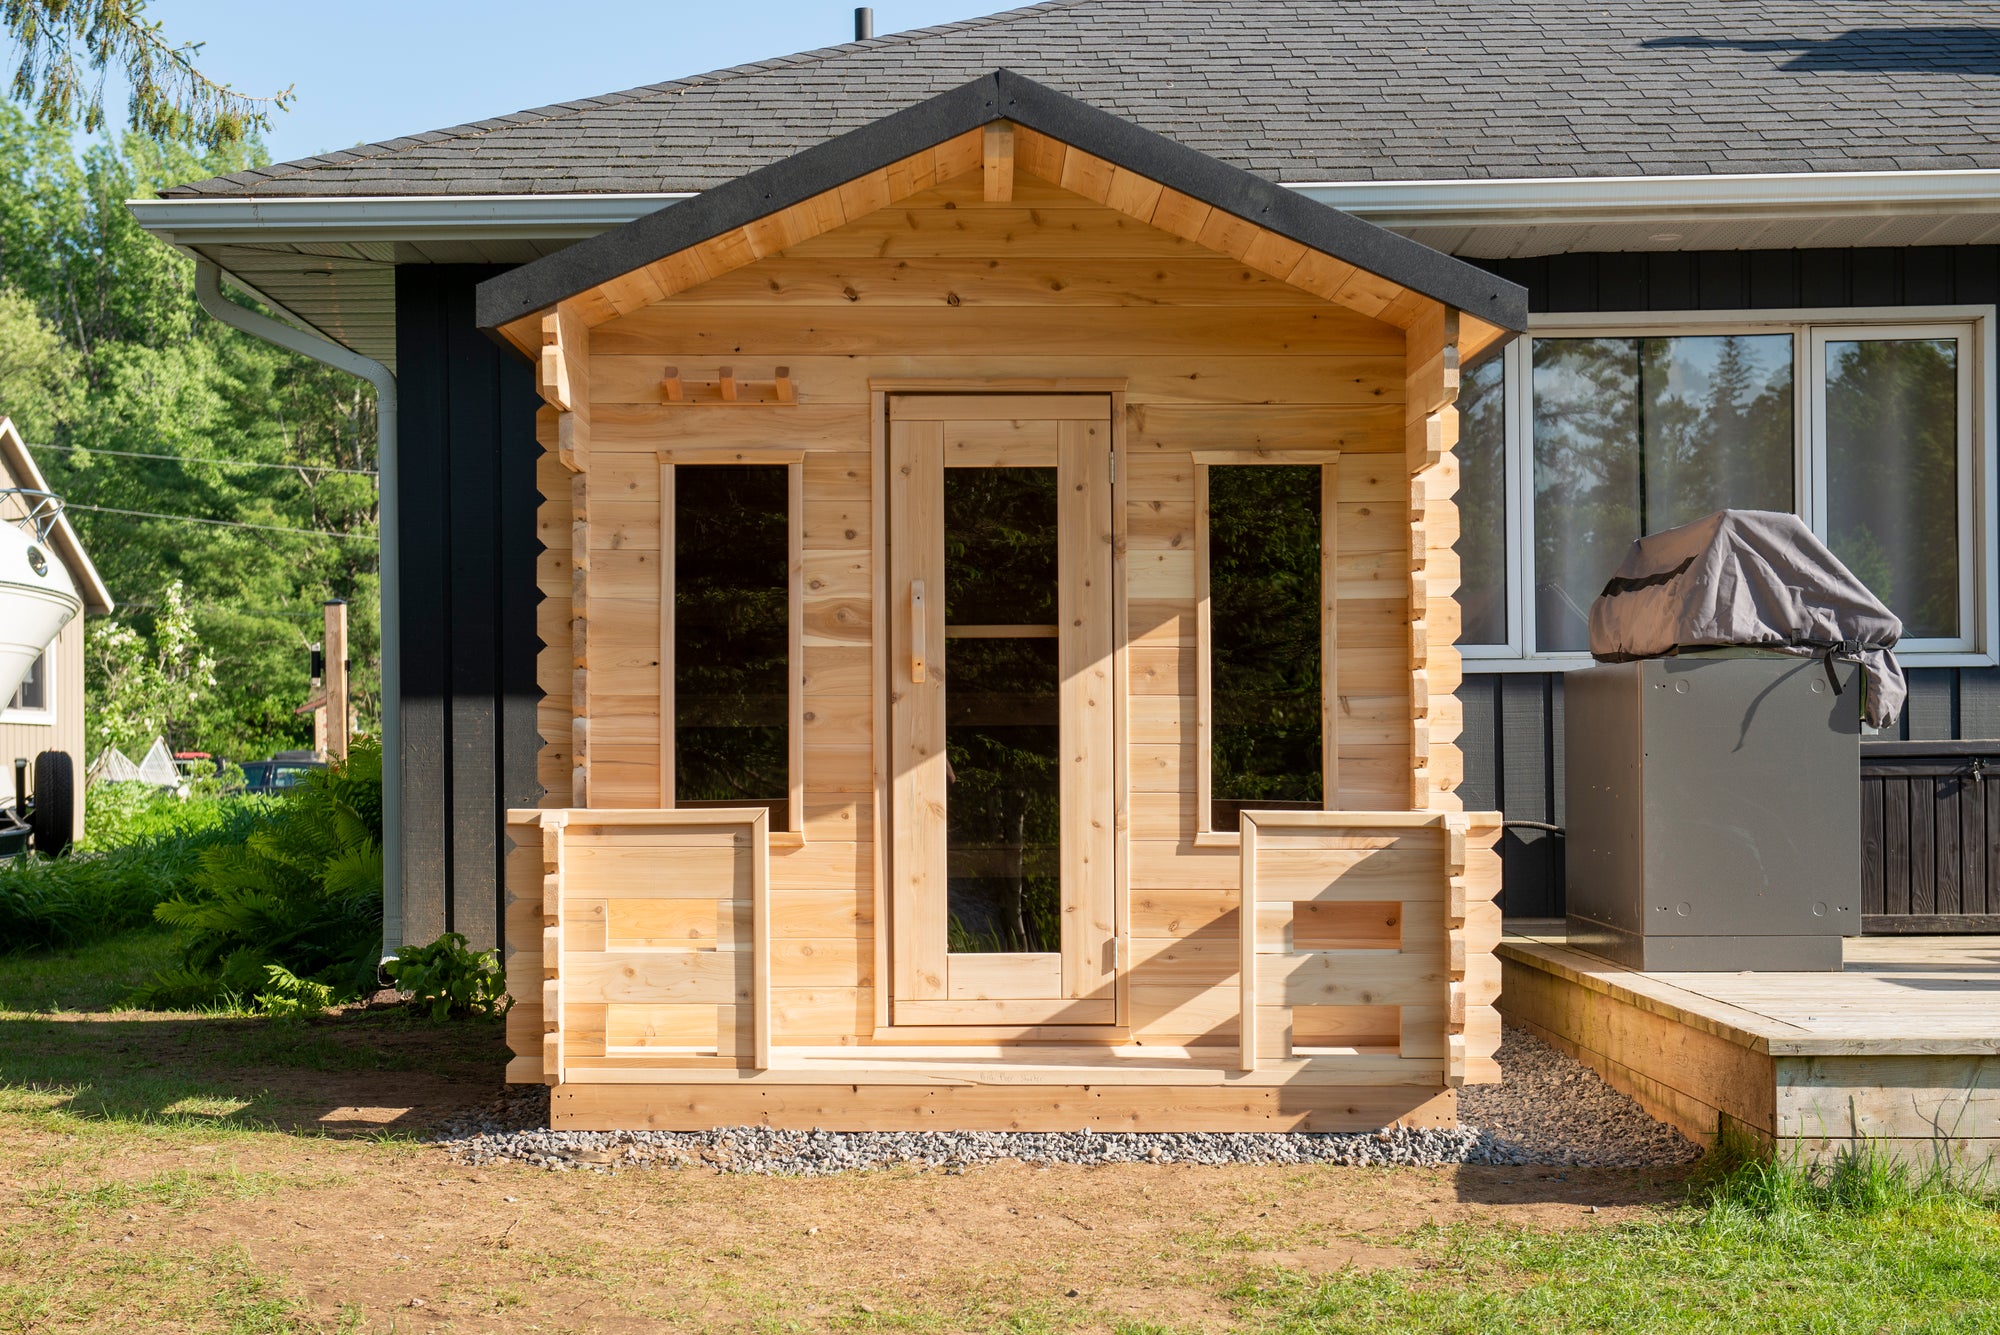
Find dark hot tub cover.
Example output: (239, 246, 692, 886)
(1588, 509, 1905, 728)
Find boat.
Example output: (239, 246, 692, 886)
(0, 488, 81, 855)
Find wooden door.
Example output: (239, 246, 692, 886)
(888, 394, 1117, 1026)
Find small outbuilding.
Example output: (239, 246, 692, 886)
(481, 71, 1525, 1131)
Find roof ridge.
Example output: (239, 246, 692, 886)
(198, 0, 1093, 193)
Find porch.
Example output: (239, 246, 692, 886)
(1499, 926, 2000, 1167)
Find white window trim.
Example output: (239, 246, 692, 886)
(1, 646, 55, 725)
(1460, 304, 1998, 672)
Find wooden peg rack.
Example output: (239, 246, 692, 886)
(659, 365, 797, 407)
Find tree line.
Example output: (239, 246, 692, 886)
(0, 106, 378, 762)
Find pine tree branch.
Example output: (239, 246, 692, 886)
(2, 0, 293, 149)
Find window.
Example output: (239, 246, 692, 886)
(1457, 310, 1989, 664)
(5, 648, 48, 716)
(1457, 354, 1510, 648)
(1532, 334, 1793, 652)
(1198, 457, 1336, 832)
(1814, 329, 1972, 645)
(660, 457, 803, 833)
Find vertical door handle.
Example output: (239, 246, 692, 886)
(910, 580, 927, 684)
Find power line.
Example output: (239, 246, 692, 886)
(65, 501, 379, 543)
(30, 440, 377, 477)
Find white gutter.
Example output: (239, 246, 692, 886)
(129, 169, 2000, 244)
(130, 193, 695, 245)
(193, 262, 406, 963)
(1288, 168, 2000, 230)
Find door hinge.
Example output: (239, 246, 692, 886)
(1109, 449, 1117, 484)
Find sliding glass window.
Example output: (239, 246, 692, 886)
(1452, 315, 1982, 662)
(1531, 334, 1793, 652)
(1816, 330, 1971, 645)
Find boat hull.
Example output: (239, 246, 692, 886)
(0, 521, 80, 707)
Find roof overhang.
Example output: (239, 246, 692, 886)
(0, 418, 114, 615)
(127, 167, 2000, 253)
(473, 70, 1529, 341)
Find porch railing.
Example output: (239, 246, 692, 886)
(509, 807, 771, 1083)
(1238, 810, 1503, 1083)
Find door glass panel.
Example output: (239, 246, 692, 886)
(945, 636, 1060, 953)
(1824, 336, 1961, 641)
(674, 463, 789, 823)
(1210, 464, 1322, 829)
(944, 467, 1058, 628)
(943, 466, 1059, 954)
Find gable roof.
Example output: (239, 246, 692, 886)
(0, 419, 113, 615)
(476, 71, 1529, 337)
(164, 0, 2000, 201)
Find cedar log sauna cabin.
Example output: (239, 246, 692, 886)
(480, 71, 1529, 1131)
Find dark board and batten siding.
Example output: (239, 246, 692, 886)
(396, 265, 545, 951)
(389, 249, 2000, 942)
(1462, 246, 2000, 918)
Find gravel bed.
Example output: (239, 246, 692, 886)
(1459, 1026, 1701, 1168)
(434, 1025, 1698, 1175)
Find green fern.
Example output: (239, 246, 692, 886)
(133, 742, 385, 1012)
(255, 964, 339, 1019)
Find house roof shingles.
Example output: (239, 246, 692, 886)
(162, 0, 2000, 199)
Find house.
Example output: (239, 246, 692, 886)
(0, 418, 115, 844)
(128, 3, 2000, 1130)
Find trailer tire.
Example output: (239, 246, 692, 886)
(28, 750, 73, 858)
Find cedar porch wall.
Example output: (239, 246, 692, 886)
(521, 172, 1424, 1050)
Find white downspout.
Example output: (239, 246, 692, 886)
(194, 261, 405, 960)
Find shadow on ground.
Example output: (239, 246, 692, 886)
(1452, 1164, 1697, 1211)
(0, 1005, 509, 1134)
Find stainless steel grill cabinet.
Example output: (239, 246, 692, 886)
(1563, 651, 1861, 971)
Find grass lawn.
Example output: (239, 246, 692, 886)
(0, 929, 1994, 1333)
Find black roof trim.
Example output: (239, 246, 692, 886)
(476, 70, 1527, 336)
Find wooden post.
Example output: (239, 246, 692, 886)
(323, 599, 350, 761)
(533, 300, 593, 807)
(983, 121, 1016, 202)
(1405, 305, 1462, 812)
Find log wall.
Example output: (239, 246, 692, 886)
(505, 167, 1479, 1082)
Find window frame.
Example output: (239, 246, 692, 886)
(1460, 305, 1996, 670)
(657, 451, 806, 841)
(1807, 322, 1980, 655)
(1193, 450, 1340, 841)
(1, 645, 54, 724)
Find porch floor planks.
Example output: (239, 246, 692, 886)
(1506, 928, 2000, 1056)
(1499, 925, 2000, 1167)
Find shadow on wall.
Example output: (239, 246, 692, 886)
(1643, 27, 2000, 75)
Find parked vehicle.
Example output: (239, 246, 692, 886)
(238, 751, 326, 797)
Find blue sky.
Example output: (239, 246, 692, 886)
(145, 2, 1009, 164)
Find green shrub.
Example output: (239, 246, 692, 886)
(133, 743, 384, 1011)
(83, 781, 267, 852)
(384, 932, 511, 1021)
(0, 795, 272, 952)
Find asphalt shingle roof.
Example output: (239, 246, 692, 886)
(162, 1, 2000, 198)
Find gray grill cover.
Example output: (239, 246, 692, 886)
(1588, 509, 1905, 728)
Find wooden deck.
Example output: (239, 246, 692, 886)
(1499, 924, 2000, 1167)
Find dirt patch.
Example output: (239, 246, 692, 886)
(0, 1121, 1694, 1333)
